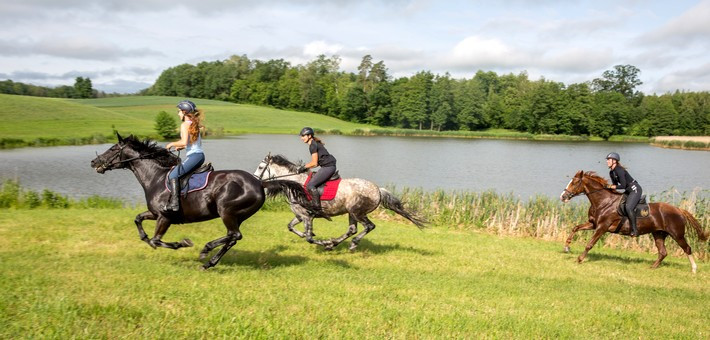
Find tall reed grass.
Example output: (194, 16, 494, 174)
(382, 187, 709, 260)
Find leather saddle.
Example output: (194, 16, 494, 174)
(617, 194, 649, 218)
(612, 194, 650, 233)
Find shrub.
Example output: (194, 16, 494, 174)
(154, 110, 178, 139)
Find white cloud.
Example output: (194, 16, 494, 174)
(303, 41, 344, 57)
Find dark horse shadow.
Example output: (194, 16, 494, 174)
(190, 245, 310, 269)
(345, 239, 437, 256)
(583, 252, 685, 268)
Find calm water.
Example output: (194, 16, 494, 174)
(0, 135, 708, 203)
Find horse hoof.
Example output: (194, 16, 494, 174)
(182, 239, 194, 247)
(199, 252, 207, 260)
(148, 240, 157, 249)
(564, 246, 570, 253)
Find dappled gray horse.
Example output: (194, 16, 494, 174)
(254, 154, 426, 250)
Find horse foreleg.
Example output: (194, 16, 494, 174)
(319, 214, 359, 251)
(134, 211, 156, 246)
(203, 230, 242, 270)
(577, 225, 608, 263)
(564, 221, 595, 253)
(304, 217, 316, 244)
(287, 217, 307, 238)
(651, 231, 668, 269)
(349, 216, 375, 251)
(149, 217, 193, 250)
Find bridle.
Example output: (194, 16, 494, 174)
(562, 178, 606, 200)
(94, 143, 164, 172)
(256, 153, 301, 181)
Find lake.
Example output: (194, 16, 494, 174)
(0, 134, 708, 203)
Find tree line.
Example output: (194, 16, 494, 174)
(146, 55, 709, 137)
(0, 77, 115, 99)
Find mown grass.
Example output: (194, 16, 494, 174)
(0, 94, 375, 148)
(0, 207, 708, 338)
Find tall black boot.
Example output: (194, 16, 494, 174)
(308, 187, 331, 221)
(164, 178, 180, 212)
(628, 213, 639, 237)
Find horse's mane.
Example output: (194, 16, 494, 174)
(270, 154, 302, 173)
(123, 135, 180, 167)
(583, 171, 609, 186)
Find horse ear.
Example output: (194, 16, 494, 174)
(116, 131, 124, 143)
(575, 170, 584, 178)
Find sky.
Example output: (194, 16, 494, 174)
(1, 0, 709, 94)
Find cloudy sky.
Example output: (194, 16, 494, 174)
(1, 0, 709, 94)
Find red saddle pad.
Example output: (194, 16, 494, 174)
(304, 173, 342, 201)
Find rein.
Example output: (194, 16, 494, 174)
(95, 144, 171, 171)
(257, 154, 301, 181)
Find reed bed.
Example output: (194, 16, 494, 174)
(381, 187, 709, 260)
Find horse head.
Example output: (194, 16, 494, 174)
(253, 153, 301, 180)
(560, 170, 586, 202)
(91, 133, 178, 173)
(561, 170, 613, 203)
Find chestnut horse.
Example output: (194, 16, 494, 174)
(560, 170, 707, 273)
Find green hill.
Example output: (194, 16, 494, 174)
(1, 94, 376, 147)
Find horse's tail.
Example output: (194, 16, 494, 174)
(378, 188, 427, 229)
(681, 209, 709, 242)
(262, 180, 310, 207)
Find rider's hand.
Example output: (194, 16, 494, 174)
(605, 184, 614, 189)
(297, 166, 308, 174)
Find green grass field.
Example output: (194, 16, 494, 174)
(1, 208, 707, 338)
(0, 94, 376, 146)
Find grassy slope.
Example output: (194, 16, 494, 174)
(1, 94, 376, 141)
(1, 209, 707, 338)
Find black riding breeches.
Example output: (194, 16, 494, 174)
(624, 182, 642, 215)
(307, 166, 336, 190)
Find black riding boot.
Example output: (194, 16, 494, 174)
(629, 213, 639, 237)
(165, 178, 180, 212)
(308, 187, 331, 220)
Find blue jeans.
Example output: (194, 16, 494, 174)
(168, 153, 205, 180)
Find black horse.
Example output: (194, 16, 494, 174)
(90, 133, 308, 270)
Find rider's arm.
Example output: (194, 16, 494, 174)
(166, 122, 190, 150)
(305, 152, 318, 168)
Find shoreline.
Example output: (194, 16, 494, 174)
(2, 130, 708, 151)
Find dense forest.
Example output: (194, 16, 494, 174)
(145, 55, 709, 138)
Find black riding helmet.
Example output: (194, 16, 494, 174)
(177, 100, 197, 114)
(299, 127, 314, 136)
(606, 152, 620, 161)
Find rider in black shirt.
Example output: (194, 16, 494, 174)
(606, 152, 642, 237)
(298, 127, 337, 215)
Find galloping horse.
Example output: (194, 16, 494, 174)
(254, 154, 426, 250)
(560, 170, 708, 273)
(90, 134, 308, 269)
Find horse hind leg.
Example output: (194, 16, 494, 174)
(349, 215, 375, 251)
(650, 231, 668, 269)
(203, 230, 242, 270)
(669, 233, 697, 274)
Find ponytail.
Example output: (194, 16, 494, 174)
(185, 109, 204, 141)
